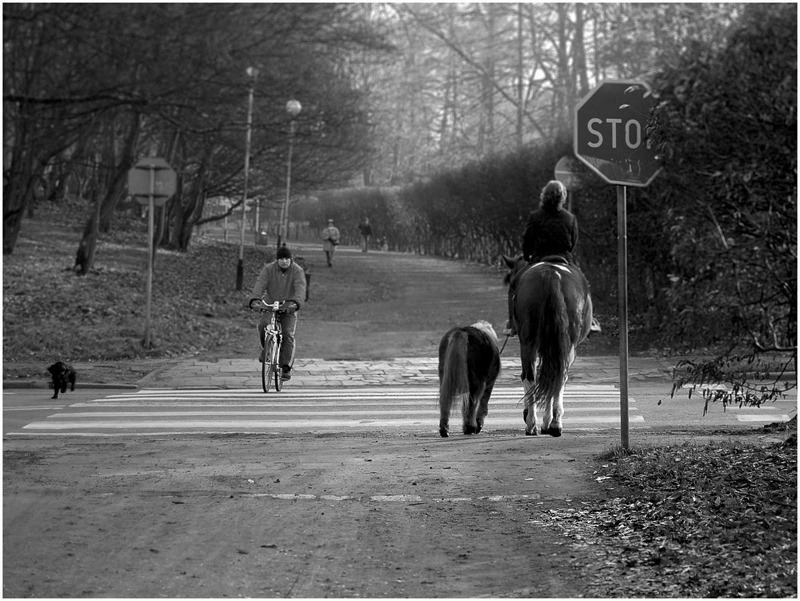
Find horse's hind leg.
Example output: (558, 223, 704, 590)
(544, 347, 576, 436)
(541, 377, 567, 437)
(475, 383, 494, 434)
(522, 379, 538, 435)
(439, 397, 451, 437)
(463, 385, 485, 435)
(550, 385, 565, 437)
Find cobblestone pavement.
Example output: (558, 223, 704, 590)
(2, 354, 675, 391)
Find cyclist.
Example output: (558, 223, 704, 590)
(250, 245, 307, 380)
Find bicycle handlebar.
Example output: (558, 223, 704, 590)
(249, 299, 284, 312)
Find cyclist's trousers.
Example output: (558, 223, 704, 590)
(258, 313, 298, 368)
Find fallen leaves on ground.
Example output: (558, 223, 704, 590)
(530, 433, 797, 598)
(3, 208, 270, 363)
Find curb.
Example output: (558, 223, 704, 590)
(3, 381, 138, 390)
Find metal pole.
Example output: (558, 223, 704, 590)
(617, 184, 629, 449)
(279, 119, 296, 249)
(144, 168, 155, 349)
(236, 78, 255, 290)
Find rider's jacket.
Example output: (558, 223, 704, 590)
(251, 261, 307, 309)
(521, 207, 579, 264)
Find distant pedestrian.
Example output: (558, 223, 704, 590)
(380, 236, 388, 252)
(321, 218, 340, 267)
(358, 217, 372, 252)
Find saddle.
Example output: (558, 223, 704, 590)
(540, 255, 570, 266)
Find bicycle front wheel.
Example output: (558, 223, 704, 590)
(262, 336, 276, 393)
(269, 339, 283, 392)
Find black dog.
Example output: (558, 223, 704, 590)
(47, 362, 76, 399)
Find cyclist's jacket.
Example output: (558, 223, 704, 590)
(251, 261, 307, 309)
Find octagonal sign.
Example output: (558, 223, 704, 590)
(127, 157, 177, 206)
(574, 80, 661, 187)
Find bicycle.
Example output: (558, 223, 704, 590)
(249, 299, 286, 393)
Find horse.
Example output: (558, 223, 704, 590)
(503, 255, 593, 437)
(437, 320, 501, 437)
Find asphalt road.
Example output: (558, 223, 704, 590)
(4, 379, 794, 439)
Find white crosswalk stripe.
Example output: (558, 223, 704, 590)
(12, 385, 645, 436)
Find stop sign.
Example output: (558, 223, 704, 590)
(574, 80, 661, 187)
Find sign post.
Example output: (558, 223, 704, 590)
(574, 80, 661, 449)
(127, 158, 177, 349)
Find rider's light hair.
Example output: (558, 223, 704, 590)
(539, 180, 567, 211)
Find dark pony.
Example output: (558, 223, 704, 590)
(504, 255, 593, 436)
(437, 320, 501, 437)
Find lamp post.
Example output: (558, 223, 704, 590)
(236, 67, 258, 291)
(278, 99, 301, 249)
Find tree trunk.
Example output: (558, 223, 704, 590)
(74, 189, 102, 275)
(573, 4, 590, 99)
(73, 111, 141, 275)
(3, 127, 44, 254)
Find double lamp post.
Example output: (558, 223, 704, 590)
(235, 64, 302, 290)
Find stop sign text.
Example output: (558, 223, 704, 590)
(574, 80, 661, 187)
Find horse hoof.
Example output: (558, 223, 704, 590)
(463, 425, 477, 435)
(543, 427, 562, 437)
(439, 428, 449, 438)
(525, 428, 538, 436)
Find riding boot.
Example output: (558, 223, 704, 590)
(503, 291, 518, 337)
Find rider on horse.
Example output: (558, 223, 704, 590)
(504, 180, 599, 337)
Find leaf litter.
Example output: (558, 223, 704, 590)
(532, 434, 796, 597)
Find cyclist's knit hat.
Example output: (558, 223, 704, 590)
(276, 245, 292, 260)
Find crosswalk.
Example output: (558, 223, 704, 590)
(11, 385, 643, 437)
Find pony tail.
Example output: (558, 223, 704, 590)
(439, 330, 470, 413)
(534, 271, 571, 407)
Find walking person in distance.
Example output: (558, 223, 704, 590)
(322, 218, 340, 267)
(358, 217, 372, 252)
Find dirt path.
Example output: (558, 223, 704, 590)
(4, 245, 625, 597)
(194, 246, 517, 363)
(203, 245, 616, 364)
(4, 432, 623, 598)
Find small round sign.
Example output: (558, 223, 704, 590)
(554, 155, 581, 191)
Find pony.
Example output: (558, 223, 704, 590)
(503, 255, 593, 437)
(437, 320, 501, 437)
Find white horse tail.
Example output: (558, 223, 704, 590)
(439, 330, 470, 415)
(534, 270, 571, 409)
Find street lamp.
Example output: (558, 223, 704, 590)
(278, 99, 302, 249)
(236, 66, 258, 291)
